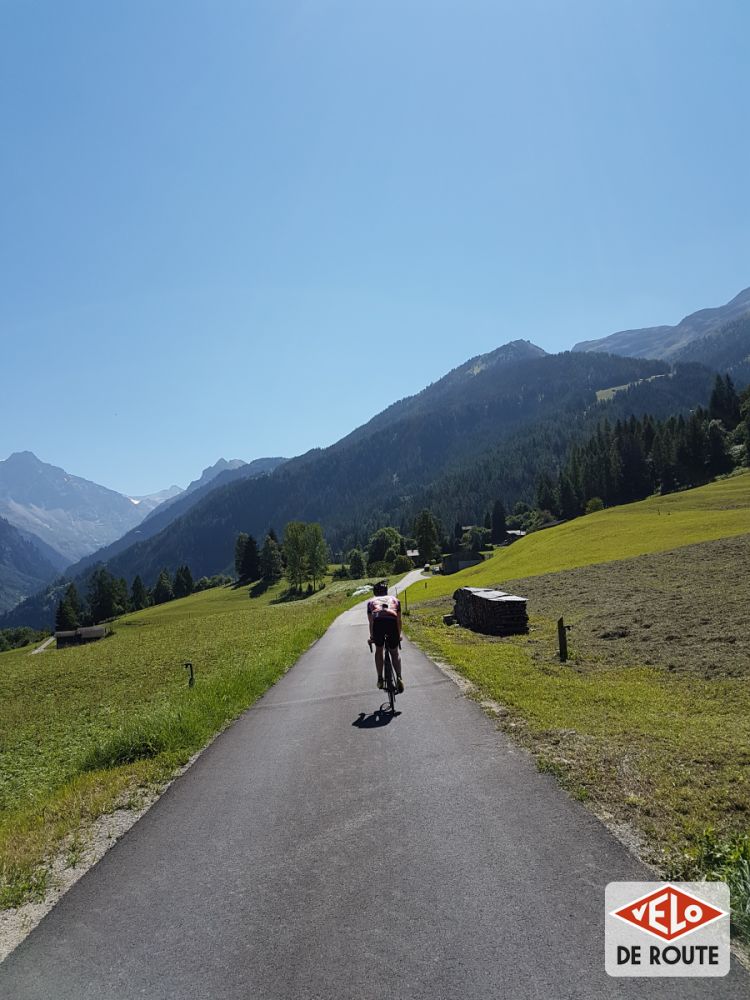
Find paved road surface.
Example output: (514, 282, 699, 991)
(30, 636, 54, 654)
(1, 589, 746, 999)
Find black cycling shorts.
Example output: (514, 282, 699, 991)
(372, 616, 399, 649)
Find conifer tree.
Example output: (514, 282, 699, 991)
(535, 473, 558, 515)
(260, 535, 283, 582)
(414, 509, 440, 563)
(131, 575, 149, 610)
(490, 500, 508, 544)
(115, 577, 130, 615)
(741, 385, 750, 464)
(55, 597, 77, 631)
(64, 582, 82, 624)
(152, 568, 174, 605)
(557, 472, 580, 520)
(706, 420, 732, 477)
(173, 565, 194, 599)
(234, 533, 249, 579)
(87, 566, 126, 622)
(239, 535, 260, 582)
(709, 373, 741, 430)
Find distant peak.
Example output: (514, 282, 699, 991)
(727, 286, 750, 305)
(202, 457, 246, 474)
(183, 458, 248, 495)
(6, 450, 42, 463)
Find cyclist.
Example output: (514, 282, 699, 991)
(367, 581, 404, 693)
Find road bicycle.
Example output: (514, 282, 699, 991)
(368, 638, 401, 713)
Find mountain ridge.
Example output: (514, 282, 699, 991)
(0, 346, 676, 630)
(0, 452, 148, 564)
(63, 455, 288, 579)
(572, 286, 750, 360)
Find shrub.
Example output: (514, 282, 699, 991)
(392, 554, 414, 573)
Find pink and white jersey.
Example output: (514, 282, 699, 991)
(367, 595, 400, 618)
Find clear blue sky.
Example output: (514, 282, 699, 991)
(2, 1, 749, 495)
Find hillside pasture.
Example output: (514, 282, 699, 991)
(407, 470, 750, 604)
(0, 580, 363, 909)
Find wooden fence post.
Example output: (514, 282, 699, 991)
(557, 618, 568, 662)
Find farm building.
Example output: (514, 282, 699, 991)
(55, 626, 108, 649)
(442, 549, 485, 574)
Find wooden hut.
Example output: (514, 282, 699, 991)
(452, 587, 528, 636)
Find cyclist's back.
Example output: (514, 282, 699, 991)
(367, 588, 404, 692)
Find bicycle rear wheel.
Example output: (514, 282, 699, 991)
(384, 648, 396, 713)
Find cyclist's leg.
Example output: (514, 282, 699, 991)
(372, 619, 385, 685)
(385, 620, 401, 677)
(374, 644, 384, 684)
(391, 645, 402, 678)
(386, 620, 404, 691)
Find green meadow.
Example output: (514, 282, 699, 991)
(0, 580, 363, 909)
(407, 470, 750, 603)
(403, 471, 750, 940)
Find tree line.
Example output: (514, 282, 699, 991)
(54, 565, 230, 630)
(532, 374, 749, 520)
(234, 522, 328, 593)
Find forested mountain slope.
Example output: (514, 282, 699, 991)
(672, 314, 750, 387)
(1, 349, 688, 629)
(0, 517, 60, 614)
(401, 363, 717, 529)
(91, 352, 669, 576)
(67, 456, 286, 579)
(338, 339, 548, 447)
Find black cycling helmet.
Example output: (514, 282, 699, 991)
(373, 580, 388, 596)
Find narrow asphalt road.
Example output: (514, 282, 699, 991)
(1, 587, 746, 999)
(30, 636, 54, 654)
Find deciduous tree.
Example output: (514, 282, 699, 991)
(305, 522, 329, 590)
(283, 521, 307, 591)
(348, 549, 365, 578)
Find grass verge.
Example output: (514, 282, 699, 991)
(0, 579, 363, 909)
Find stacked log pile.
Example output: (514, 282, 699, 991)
(452, 587, 528, 636)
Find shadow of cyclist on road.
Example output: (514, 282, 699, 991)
(352, 708, 400, 728)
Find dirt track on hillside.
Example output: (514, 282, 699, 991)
(503, 532, 750, 678)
